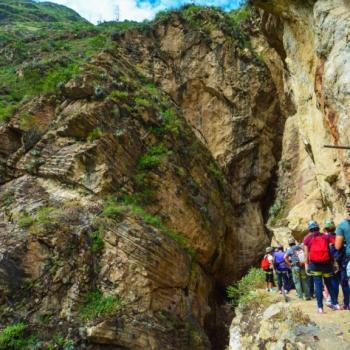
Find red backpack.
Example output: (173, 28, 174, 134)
(261, 255, 270, 270)
(309, 234, 331, 263)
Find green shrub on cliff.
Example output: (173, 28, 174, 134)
(89, 231, 105, 253)
(138, 144, 171, 170)
(227, 268, 265, 309)
(0, 322, 37, 350)
(228, 3, 252, 26)
(18, 214, 34, 229)
(80, 290, 121, 321)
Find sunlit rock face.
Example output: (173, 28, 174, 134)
(251, 0, 350, 237)
(0, 7, 285, 348)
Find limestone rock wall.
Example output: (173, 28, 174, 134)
(252, 0, 350, 237)
(0, 10, 281, 346)
(117, 10, 284, 270)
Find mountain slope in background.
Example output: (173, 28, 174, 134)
(0, 0, 86, 23)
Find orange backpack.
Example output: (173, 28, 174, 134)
(261, 255, 270, 270)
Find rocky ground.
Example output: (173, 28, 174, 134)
(229, 289, 350, 350)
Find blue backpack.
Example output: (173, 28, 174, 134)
(274, 251, 289, 270)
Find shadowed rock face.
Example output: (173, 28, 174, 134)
(0, 7, 284, 350)
(250, 0, 350, 237)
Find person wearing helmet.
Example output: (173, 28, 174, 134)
(285, 237, 310, 300)
(335, 202, 350, 309)
(304, 220, 340, 313)
(325, 219, 349, 309)
(261, 247, 275, 292)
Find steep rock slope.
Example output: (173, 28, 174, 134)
(117, 8, 285, 271)
(251, 0, 350, 237)
(0, 5, 285, 349)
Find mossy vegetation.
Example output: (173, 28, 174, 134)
(18, 213, 34, 229)
(101, 196, 196, 259)
(0, 322, 36, 350)
(80, 290, 121, 321)
(89, 231, 105, 253)
(138, 144, 171, 170)
(228, 3, 252, 26)
(87, 128, 104, 142)
(154, 3, 252, 48)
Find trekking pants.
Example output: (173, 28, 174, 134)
(276, 270, 291, 291)
(335, 270, 350, 307)
(308, 262, 338, 309)
(291, 266, 310, 299)
(307, 275, 315, 298)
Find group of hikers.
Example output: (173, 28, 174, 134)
(261, 202, 350, 314)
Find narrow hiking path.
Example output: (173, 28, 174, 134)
(288, 290, 350, 346)
(229, 288, 350, 349)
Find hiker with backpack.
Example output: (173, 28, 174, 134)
(261, 247, 275, 292)
(304, 220, 340, 313)
(285, 238, 311, 300)
(325, 219, 350, 309)
(335, 202, 350, 308)
(273, 244, 291, 294)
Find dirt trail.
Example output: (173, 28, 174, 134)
(280, 289, 350, 348)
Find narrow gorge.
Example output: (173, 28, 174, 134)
(0, 0, 349, 349)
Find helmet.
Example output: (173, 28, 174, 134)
(288, 238, 296, 245)
(325, 219, 335, 229)
(308, 220, 319, 230)
(266, 247, 273, 253)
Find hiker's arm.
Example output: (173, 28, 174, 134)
(304, 245, 309, 271)
(284, 254, 291, 267)
(335, 235, 344, 250)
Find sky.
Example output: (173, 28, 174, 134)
(37, 0, 243, 24)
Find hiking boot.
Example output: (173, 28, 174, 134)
(317, 308, 324, 314)
(327, 304, 341, 311)
(342, 305, 350, 310)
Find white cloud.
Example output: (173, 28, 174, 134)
(38, 0, 241, 24)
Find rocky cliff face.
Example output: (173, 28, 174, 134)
(251, 0, 350, 238)
(0, 5, 284, 349)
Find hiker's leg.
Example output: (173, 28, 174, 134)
(333, 271, 341, 305)
(324, 275, 339, 306)
(277, 271, 283, 291)
(313, 274, 324, 309)
(292, 266, 303, 298)
(282, 272, 289, 291)
(286, 270, 294, 291)
(269, 270, 274, 290)
(307, 275, 315, 298)
(300, 269, 310, 298)
(340, 270, 350, 307)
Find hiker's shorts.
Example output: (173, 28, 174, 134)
(265, 269, 274, 283)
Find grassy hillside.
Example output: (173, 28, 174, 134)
(0, 2, 253, 123)
(0, 0, 87, 23)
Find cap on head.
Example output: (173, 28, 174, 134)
(325, 219, 335, 229)
(288, 238, 296, 245)
(266, 247, 273, 253)
(308, 220, 319, 230)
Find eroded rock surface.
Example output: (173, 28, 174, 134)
(0, 9, 282, 347)
(251, 0, 350, 237)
